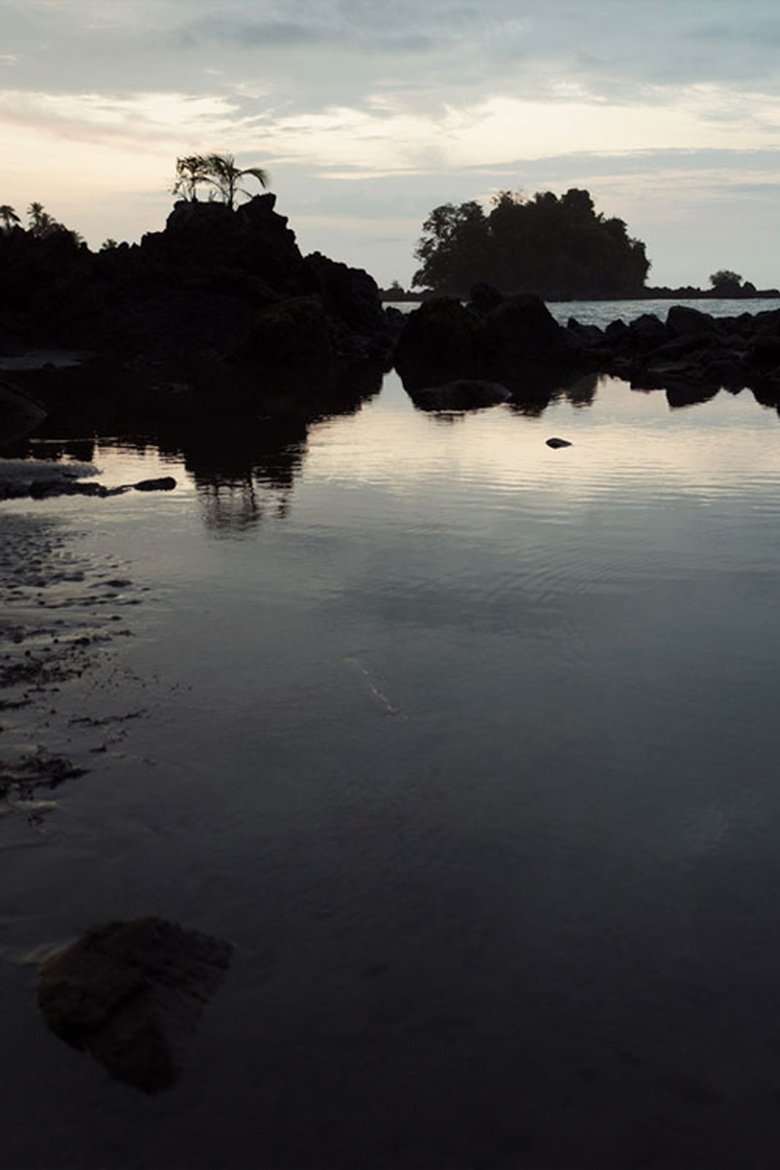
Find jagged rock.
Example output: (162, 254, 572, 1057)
(304, 252, 391, 361)
(566, 319, 607, 350)
(483, 294, 570, 362)
(605, 319, 631, 345)
(666, 305, 718, 337)
(395, 293, 576, 398)
(0, 196, 391, 392)
(38, 917, 232, 1093)
(628, 314, 668, 351)
(394, 299, 486, 390)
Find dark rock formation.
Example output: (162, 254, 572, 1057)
(133, 476, 177, 492)
(546, 437, 572, 448)
(394, 290, 581, 410)
(248, 294, 335, 373)
(304, 251, 392, 361)
(0, 196, 393, 417)
(38, 917, 232, 1093)
(564, 304, 780, 410)
(394, 299, 486, 387)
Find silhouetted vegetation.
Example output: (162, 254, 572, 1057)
(412, 188, 650, 299)
(0, 204, 20, 232)
(709, 269, 747, 296)
(172, 153, 269, 210)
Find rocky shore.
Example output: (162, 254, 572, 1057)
(0, 193, 395, 439)
(3, 198, 780, 453)
(393, 287, 780, 413)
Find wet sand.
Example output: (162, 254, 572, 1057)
(0, 509, 147, 827)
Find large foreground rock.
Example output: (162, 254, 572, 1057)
(38, 917, 232, 1092)
(394, 291, 580, 408)
(0, 196, 393, 377)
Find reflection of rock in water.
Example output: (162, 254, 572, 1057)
(198, 478, 292, 534)
(12, 358, 383, 532)
(162, 414, 305, 534)
(38, 917, 233, 1093)
(564, 372, 599, 408)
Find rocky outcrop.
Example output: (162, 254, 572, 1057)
(394, 289, 580, 409)
(248, 295, 335, 372)
(394, 299, 486, 387)
(38, 918, 232, 1093)
(564, 305, 780, 406)
(0, 196, 393, 392)
(304, 251, 392, 362)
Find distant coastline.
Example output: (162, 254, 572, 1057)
(380, 285, 780, 304)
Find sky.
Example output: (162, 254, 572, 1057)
(1, 0, 779, 289)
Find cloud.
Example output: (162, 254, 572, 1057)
(176, 17, 338, 49)
(173, 11, 436, 55)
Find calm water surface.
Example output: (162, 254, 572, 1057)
(3, 372, 780, 1168)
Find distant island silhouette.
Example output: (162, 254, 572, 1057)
(378, 188, 778, 303)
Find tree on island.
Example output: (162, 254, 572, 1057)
(412, 187, 650, 299)
(709, 269, 743, 296)
(0, 204, 20, 232)
(26, 202, 82, 245)
(173, 153, 269, 210)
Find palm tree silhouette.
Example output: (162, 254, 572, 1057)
(173, 154, 269, 210)
(0, 204, 20, 232)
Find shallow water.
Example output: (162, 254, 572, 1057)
(3, 372, 780, 1168)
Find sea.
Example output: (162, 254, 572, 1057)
(2, 297, 780, 1168)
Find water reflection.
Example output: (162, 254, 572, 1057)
(8, 367, 780, 541)
(10, 361, 385, 533)
(6, 361, 780, 1168)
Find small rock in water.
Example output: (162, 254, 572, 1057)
(546, 437, 572, 449)
(38, 917, 232, 1092)
(133, 476, 176, 492)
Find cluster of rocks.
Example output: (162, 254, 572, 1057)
(566, 303, 780, 406)
(394, 289, 579, 410)
(0, 195, 393, 405)
(4, 214, 780, 428)
(393, 285, 780, 412)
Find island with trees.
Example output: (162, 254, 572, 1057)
(0, 154, 397, 440)
(391, 187, 778, 303)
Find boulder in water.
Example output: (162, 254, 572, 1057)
(38, 917, 233, 1093)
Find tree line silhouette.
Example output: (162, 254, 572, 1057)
(412, 188, 651, 299)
